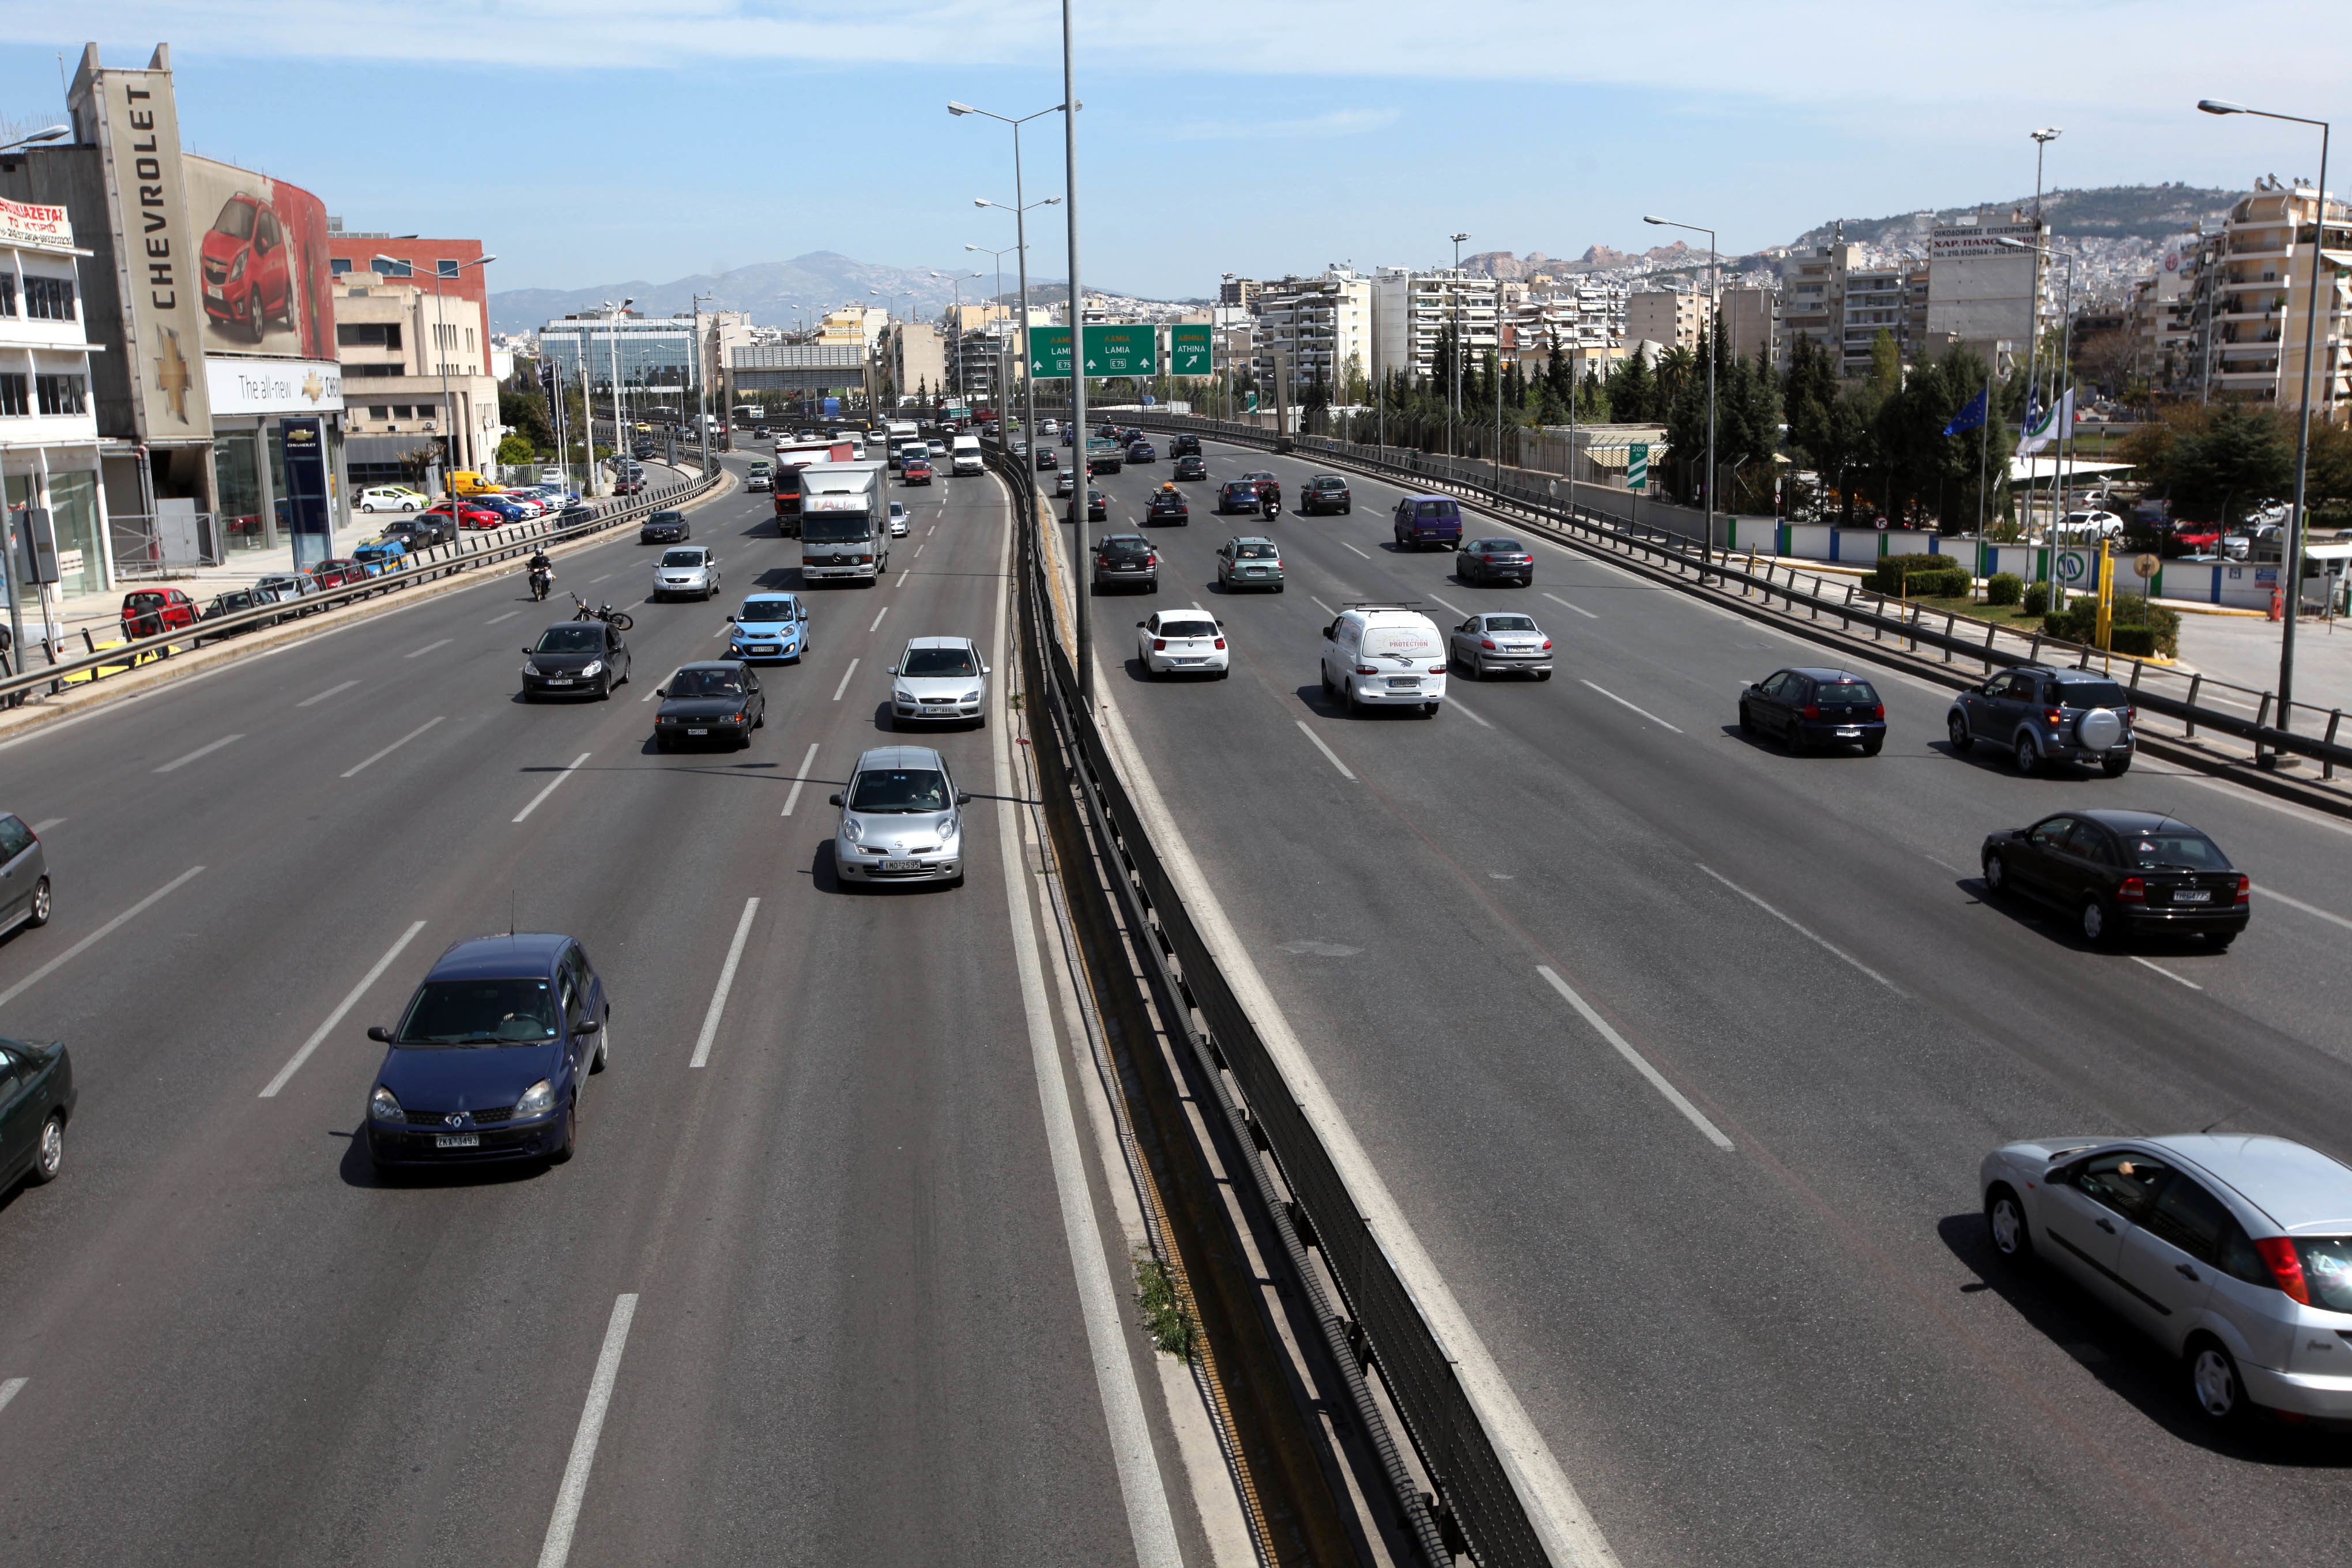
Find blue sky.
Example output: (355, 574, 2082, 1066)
(2, 3, 2337, 303)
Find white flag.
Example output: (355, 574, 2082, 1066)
(2019, 387, 2072, 455)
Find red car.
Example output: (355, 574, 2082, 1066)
(423, 502, 502, 531)
(903, 457, 933, 486)
(310, 559, 371, 590)
(200, 191, 293, 344)
(121, 588, 199, 639)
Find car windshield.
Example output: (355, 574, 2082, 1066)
(534, 625, 603, 653)
(649, 512, 681, 524)
(668, 668, 745, 698)
(2055, 680, 2131, 708)
(1313, 478, 1344, 491)
(1161, 620, 1215, 639)
(1225, 484, 1253, 496)
(2120, 830, 2229, 870)
(1484, 615, 1538, 632)
(209, 198, 256, 239)
(1818, 681, 1878, 703)
(661, 550, 704, 567)
(802, 516, 872, 544)
(850, 768, 949, 812)
(1237, 542, 1277, 559)
(739, 599, 796, 623)
(2299, 1237, 2352, 1313)
(902, 647, 978, 677)
(393, 978, 557, 1047)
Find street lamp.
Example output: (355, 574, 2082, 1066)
(692, 289, 714, 468)
(2199, 96, 2334, 762)
(932, 269, 986, 406)
(2000, 238, 2078, 569)
(964, 244, 1020, 421)
(0, 126, 69, 153)
(2030, 128, 2063, 220)
(378, 252, 497, 509)
(951, 99, 1068, 497)
(1645, 215, 1718, 549)
(1448, 232, 1469, 458)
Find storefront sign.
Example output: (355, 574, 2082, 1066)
(0, 196, 73, 251)
(280, 416, 333, 570)
(206, 357, 343, 415)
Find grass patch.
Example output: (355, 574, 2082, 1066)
(1895, 592, 2049, 632)
(1134, 1252, 1197, 1362)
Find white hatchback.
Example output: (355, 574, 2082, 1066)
(359, 485, 425, 513)
(1137, 610, 1228, 679)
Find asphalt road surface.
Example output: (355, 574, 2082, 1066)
(1065, 432, 2352, 1568)
(0, 458, 1203, 1567)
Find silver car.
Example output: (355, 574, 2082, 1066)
(1448, 612, 1553, 680)
(888, 636, 989, 728)
(830, 745, 970, 888)
(1981, 1133, 2352, 1426)
(888, 502, 909, 537)
(0, 812, 53, 936)
(651, 546, 719, 601)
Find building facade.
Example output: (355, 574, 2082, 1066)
(1925, 218, 2050, 370)
(1625, 288, 1703, 352)
(1370, 267, 1499, 387)
(1253, 268, 1372, 398)
(0, 191, 109, 621)
(2199, 180, 2351, 416)
(327, 233, 496, 491)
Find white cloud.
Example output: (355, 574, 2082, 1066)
(1172, 108, 1396, 142)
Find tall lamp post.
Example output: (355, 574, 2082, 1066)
(378, 252, 497, 500)
(1644, 215, 1718, 547)
(1448, 231, 1469, 459)
(951, 99, 1067, 469)
(2199, 97, 2334, 763)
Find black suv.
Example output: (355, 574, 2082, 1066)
(1947, 665, 2136, 776)
(380, 513, 454, 549)
(1092, 534, 1158, 591)
(1169, 433, 1202, 457)
(1300, 474, 1351, 515)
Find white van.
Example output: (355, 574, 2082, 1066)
(1318, 605, 1449, 716)
(950, 434, 983, 475)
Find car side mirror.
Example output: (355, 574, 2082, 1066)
(574, 1018, 601, 1035)
(522, 647, 533, 655)
(726, 615, 736, 623)
(367, 1026, 393, 1043)
(956, 791, 973, 805)
(828, 792, 843, 807)
(886, 665, 897, 675)
(1137, 621, 1147, 628)
(654, 686, 666, 697)
(981, 664, 991, 675)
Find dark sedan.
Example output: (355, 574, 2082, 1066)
(1146, 489, 1189, 525)
(1457, 537, 1533, 586)
(1174, 454, 1208, 481)
(380, 514, 454, 549)
(1035, 448, 1058, 470)
(363, 933, 607, 1170)
(1128, 441, 1157, 463)
(1300, 474, 1351, 515)
(1092, 534, 1158, 591)
(1981, 809, 2250, 947)
(0, 1033, 74, 1192)
(1739, 667, 1885, 755)
(195, 588, 278, 640)
(1088, 488, 1107, 522)
(654, 661, 766, 751)
(522, 620, 631, 700)
(639, 509, 690, 544)
(1218, 480, 1262, 515)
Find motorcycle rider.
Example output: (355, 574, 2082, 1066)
(527, 548, 553, 602)
(1261, 486, 1280, 521)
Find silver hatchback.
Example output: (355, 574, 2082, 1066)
(651, 546, 719, 601)
(1981, 1133, 2352, 1427)
(889, 636, 989, 728)
(0, 813, 52, 936)
(830, 746, 970, 888)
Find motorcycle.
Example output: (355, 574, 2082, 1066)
(529, 563, 552, 602)
(1261, 492, 1280, 521)
(570, 592, 634, 632)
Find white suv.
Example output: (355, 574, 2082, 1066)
(1319, 605, 1448, 717)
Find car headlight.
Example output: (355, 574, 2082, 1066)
(580, 659, 602, 677)
(842, 819, 864, 843)
(228, 250, 248, 281)
(894, 685, 913, 703)
(516, 1079, 556, 1119)
(960, 689, 981, 702)
(370, 1085, 403, 1123)
(523, 662, 541, 676)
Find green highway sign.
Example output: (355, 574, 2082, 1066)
(1030, 324, 1159, 380)
(1169, 323, 1212, 376)
(1028, 326, 1072, 379)
(1627, 443, 1649, 491)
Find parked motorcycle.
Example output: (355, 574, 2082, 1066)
(569, 592, 634, 632)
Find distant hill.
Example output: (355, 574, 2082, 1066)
(1786, 183, 2237, 250)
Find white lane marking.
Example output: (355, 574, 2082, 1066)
(1309, 595, 1337, 617)
(868, 605, 889, 634)
(1539, 965, 1735, 1151)
(258, 919, 429, 1097)
(896, 569, 911, 587)
(0, 1377, 23, 1415)
(513, 752, 591, 823)
(486, 610, 522, 625)
(297, 680, 360, 707)
(536, 1293, 640, 1568)
(2180, 776, 2352, 839)
(1697, 865, 1900, 990)
(29, 818, 63, 834)
(781, 742, 820, 816)
(0, 866, 205, 1012)
(1448, 696, 1494, 729)
(830, 657, 860, 702)
(1341, 541, 1370, 560)
(1578, 680, 1682, 733)
(689, 898, 760, 1069)
(915, 542, 926, 558)
(1543, 591, 1599, 620)
(154, 733, 244, 773)
(1427, 594, 1470, 619)
(1925, 854, 1965, 875)
(990, 519, 1182, 1568)
(588, 572, 613, 585)
(2258, 886, 2352, 931)
(2130, 955, 2204, 990)
(711, 625, 729, 638)
(928, 524, 936, 536)
(1294, 719, 1356, 780)
(342, 717, 445, 779)
(404, 638, 452, 659)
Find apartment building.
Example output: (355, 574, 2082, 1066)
(881, 322, 947, 401)
(1626, 287, 1703, 350)
(1838, 265, 1927, 374)
(0, 191, 110, 605)
(1252, 267, 1373, 397)
(1370, 267, 1499, 387)
(1219, 277, 1260, 312)
(1722, 287, 1781, 365)
(2198, 179, 2351, 416)
(1781, 244, 1856, 364)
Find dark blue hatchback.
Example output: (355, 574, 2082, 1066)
(364, 933, 608, 1170)
(1739, 666, 1886, 755)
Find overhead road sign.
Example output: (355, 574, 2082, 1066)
(1169, 324, 1212, 376)
(1028, 325, 1158, 380)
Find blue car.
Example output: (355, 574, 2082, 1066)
(352, 538, 411, 574)
(728, 592, 809, 662)
(363, 933, 608, 1170)
(474, 495, 530, 523)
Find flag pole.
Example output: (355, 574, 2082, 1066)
(1977, 357, 1992, 541)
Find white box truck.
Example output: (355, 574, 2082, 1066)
(797, 461, 889, 584)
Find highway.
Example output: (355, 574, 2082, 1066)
(1065, 432, 2352, 1567)
(0, 460, 1208, 1566)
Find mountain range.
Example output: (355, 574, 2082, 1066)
(489, 251, 1072, 334)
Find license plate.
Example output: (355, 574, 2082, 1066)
(546, 679, 574, 685)
(2174, 889, 2212, 903)
(882, 860, 922, 872)
(687, 727, 708, 736)
(1835, 727, 1861, 737)
(1387, 677, 1420, 689)
(435, 1133, 478, 1149)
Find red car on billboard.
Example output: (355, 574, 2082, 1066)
(202, 191, 295, 344)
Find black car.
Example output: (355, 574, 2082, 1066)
(0, 1033, 74, 1192)
(654, 661, 766, 751)
(1981, 809, 2249, 948)
(1174, 454, 1208, 481)
(1170, 433, 1202, 457)
(1088, 488, 1108, 522)
(1739, 667, 1885, 755)
(1300, 474, 1351, 515)
(1947, 665, 2136, 777)
(1035, 449, 1059, 470)
(522, 620, 631, 700)
(380, 514, 454, 549)
(1457, 536, 1533, 586)
(196, 588, 277, 640)
(1218, 480, 1262, 515)
(638, 510, 690, 544)
(1145, 489, 1189, 525)
(1092, 534, 1158, 591)
(1128, 442, 1157, 463)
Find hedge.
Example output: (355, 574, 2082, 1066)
(2040, 595, 2181, 658)
(2022, 582, 2052, 615)
(1864, 561, 1971, 598)
(1986, 572, 2024, 607)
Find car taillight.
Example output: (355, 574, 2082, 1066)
(1480, 639, 1497, 650)
(2254, 1235, 2310, 1304)
(1428, 664, 1447, 674)
(2117, 876, 2146, 903)
(1802, 704, 1821, 719)
(2236, 875, 2252, 904)
(1356, 665, 1378, 676)
(1215, 639, 1226, 650)
(1541, 639, 1552, 650)
(1152, 638, 1167, 651)
(1873, 704, 1886, 720)
(2045, 707, 2065, 726)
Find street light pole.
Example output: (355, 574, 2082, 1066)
(1448, 232, 1469, 461)
(2002, 238, 2078, 578)
(379, 252, 495, 501)
(952, 100, 1068, 524)
(965, 244, 1018, 419)
(1645, 216, 1717, 548)
(2199, 97, 2334, 760)
(692, 290, 713, 473)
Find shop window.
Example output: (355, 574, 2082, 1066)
(35, 375, 87, 416)
(213, 432, 267, 551)
(0, 374, 25, 416)
(25, 276, 76, 321)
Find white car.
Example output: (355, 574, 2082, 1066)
(888, 502, 909, 537)
(651, 546, 720, 601)
(358, 485, 425, 513)
(1137, 609, 1228, 679)
(888, 635, 989, 728)
(1982, 1133, 2352, 1426)
(1041, 419, 1060, 436)
(1318, 605, 1448, 716)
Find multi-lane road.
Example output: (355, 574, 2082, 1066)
(1065, 433, 2352, 1566)
(0, 462, 1215, 1566)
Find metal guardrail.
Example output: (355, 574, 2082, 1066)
(1127, 413, 2352, 781)
(0, 464, 723, 707)
(993, 446, 1543, 1566)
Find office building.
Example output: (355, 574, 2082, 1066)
(328, 232, 495, 489)
(1253, 267, 1373, 398)
(1370, 267, 1499, 386)
(0, 189, 109, 606)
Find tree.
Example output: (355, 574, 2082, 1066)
(1868, 329, 1902, 399)
(2072, 329, 2137, 397)
(1606, 352, 1655, 425)
(500, 386, 555, 453)
(496, 432, 535, 465)
(2126, 404, 2293, 524)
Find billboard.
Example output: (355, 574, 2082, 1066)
(0, 196, 72, 251)
(1928, 221, 2044, 259)
(185, 156, 336, 361)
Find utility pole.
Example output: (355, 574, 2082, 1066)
(1059, 2, 1091, 699)
(1448, 232, 1469, 460)
(693, 290, 713, 474)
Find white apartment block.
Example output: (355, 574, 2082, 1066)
(2197, 180, 2351, 416)
(1371, 267, 1499, 387)
(1, 195, 111, 604)
(1252, 268, 1373, 395)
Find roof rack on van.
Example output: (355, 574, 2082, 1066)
(1341, 601, 1423, 610)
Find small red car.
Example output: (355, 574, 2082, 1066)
(121, 588, 199, 639)
(200, 191, 292, 344)
(423, 502, 502, 531)
(903, 458, 933, 486)
(310, 559, 370, 590)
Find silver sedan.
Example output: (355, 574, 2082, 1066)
(1448, 612, 1552, 680)
(651, 546, 719, 601)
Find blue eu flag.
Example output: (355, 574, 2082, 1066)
(1942, 389, 1988, 436)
